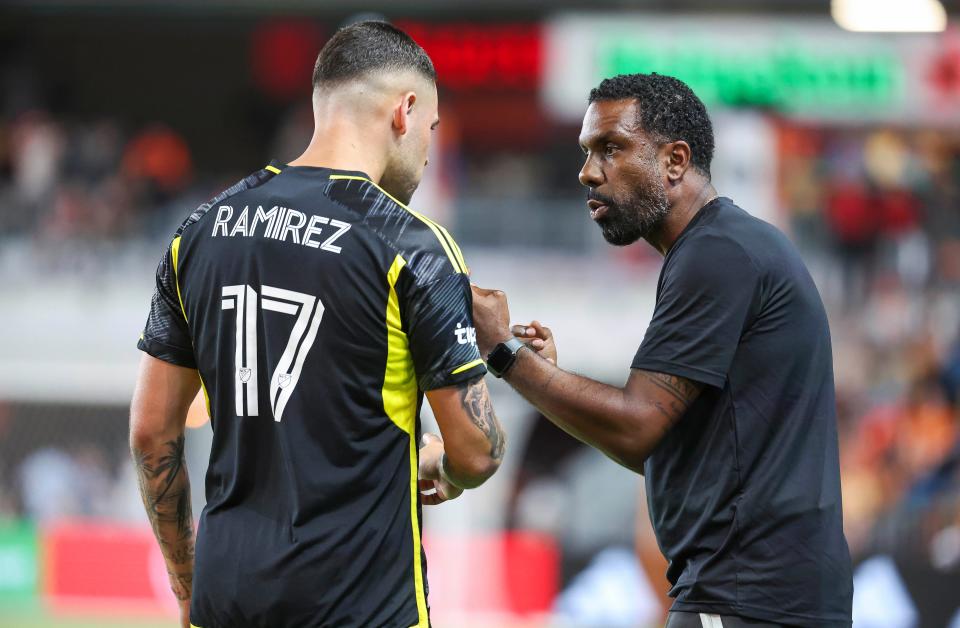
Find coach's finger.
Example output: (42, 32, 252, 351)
(470, 284, 503, 298)
(529, 320, 553, 339)
(420, 492, 443, 506)
(511, 324, 537, 338)
(420, 432, 442, 447)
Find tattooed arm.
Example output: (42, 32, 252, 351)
(502, 348, 702, 474)
(129, 354, 199, 625)
(423, 375, 505, 491)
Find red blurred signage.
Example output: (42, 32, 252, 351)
(40, 522, 558, 618)
(396, 21, 543, 91)
(928, 37, 960, 101)
(43, 521, 175, 615)
(251, 21, 325, 102)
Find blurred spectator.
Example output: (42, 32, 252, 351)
(121, 124, 193, 204)
(18, 447, 79, 522)
(17, 445, 113, 522)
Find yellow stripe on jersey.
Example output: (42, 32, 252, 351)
(383, 254, 417, 433)
(382, 254, 429, 626)
(171, 236, 187, 321)
(451, 358, 484, 375)
(198, 375, 212, 418)
(328, 174, 467, 274)
(264, 164, 282, 174)
(170, 236, 212, 417)
(416, 214, 468, 274)
(444, 230, 469, 274)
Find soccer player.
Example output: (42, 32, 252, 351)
(472, 74, 853, 627)
(130, 22, 504, 628)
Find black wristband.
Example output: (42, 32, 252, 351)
(486, 337, 527, 378)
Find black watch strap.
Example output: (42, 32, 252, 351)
(486, 337, 527, 378)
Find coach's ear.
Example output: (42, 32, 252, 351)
(392, 92, 417, 136)
(663, 140, 692, 185)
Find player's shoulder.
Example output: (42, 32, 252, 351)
(324, 174, 468, 285)
(676, 197, 805, 284)
(176, 164, 281, 238)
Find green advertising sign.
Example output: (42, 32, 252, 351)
(546, 17, 950, 123)
(599, 38, 903, 112)
(0, 520, 39, 605)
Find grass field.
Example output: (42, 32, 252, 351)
(0, 608, 174, 628)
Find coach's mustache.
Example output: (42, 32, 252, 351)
(587, 189, 617, 209)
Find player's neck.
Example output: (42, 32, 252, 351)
(288, 121, 388, 183)
(288, 142, 386, 182)
(645, 178, 717, 256)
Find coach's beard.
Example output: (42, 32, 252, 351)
(591, 183, 669, 247)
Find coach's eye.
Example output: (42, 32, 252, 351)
(604, 143, 619, 157)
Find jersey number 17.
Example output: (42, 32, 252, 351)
(221, 284, 324, 422)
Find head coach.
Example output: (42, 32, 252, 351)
(471, 73, 853, 628)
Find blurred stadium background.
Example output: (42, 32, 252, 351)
(1, 0, 959, 626)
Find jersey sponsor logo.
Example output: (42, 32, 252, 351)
(455, 323, 477, 346)
(210, 204, 351, 254)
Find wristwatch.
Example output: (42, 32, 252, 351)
(485, 337, 528, 378)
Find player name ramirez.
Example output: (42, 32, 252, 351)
(211, 205, 351, 254)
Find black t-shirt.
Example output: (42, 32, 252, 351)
(137, 162, 485, 628)
(633, 197, 853, 627)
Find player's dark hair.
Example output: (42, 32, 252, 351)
(312, 21, 436, 88)
(589, 73, 714, 178)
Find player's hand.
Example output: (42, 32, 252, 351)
(471, 285, 512, 358)
(418, 433, 464, 506)
(512, 320, 557, 365)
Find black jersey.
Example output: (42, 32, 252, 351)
(633, 198, 852, 626)
(137, 162, 485, 628)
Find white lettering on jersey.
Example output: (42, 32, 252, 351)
(280, 209, 307, 244)
(321, 220, 351, 254)
(302, 215, 329, 248)
(251, 205, 278, 237)
(212, 205, 233, 237)
(455, 323, 477, 346)
(270, 207, 287, 239)
(229, 206, 249, 237)
(210, 204, 348, 254)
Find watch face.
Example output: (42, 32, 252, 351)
(487, 343, 515, 376)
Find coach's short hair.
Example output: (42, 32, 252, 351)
(589, 73, 714, 178)
(312, 21, 436, 88)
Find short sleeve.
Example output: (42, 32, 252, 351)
(137, 241, 196, 368)
(403, 271, 486, 391)
(632, 233, 762, 388)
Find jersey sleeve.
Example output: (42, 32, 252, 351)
(402, 270, 486, 391)
(632, 232, 762, 388)
(136, 241, 196, 368)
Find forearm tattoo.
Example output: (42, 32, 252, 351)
(133, 434, 194, 600)
(460, 378, 506, 462)
(638, 371, 703, 425)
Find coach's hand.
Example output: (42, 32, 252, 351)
(512, 320, 557, 365)
(418, 433, 464, 506)
(471, 285, 512, 358)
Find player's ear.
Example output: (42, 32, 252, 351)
(663, 140, 692, 184)
(392, 92, 417, 136)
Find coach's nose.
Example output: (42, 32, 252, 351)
(579, 154, 603, 188)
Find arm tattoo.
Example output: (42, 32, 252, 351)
(638, 371, 702, 425)
(459, 378, 506, 461)
(133, 434, 194, 600)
